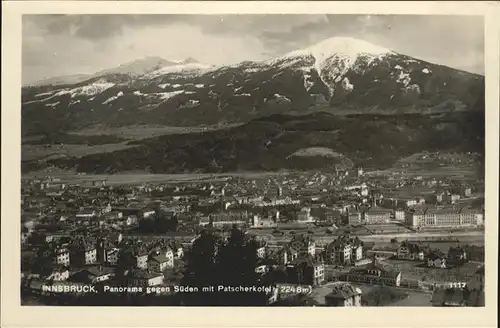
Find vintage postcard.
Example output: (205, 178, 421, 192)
(1, 1, 499, 328)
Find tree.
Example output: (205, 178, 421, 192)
(180, 227, 268, 306)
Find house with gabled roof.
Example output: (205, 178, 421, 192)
(325, 282, 362, 306)
(286, 254, 325, 286)
(274, 245, 299, 266)
(148, 254, 169, 273)
(126, 269, 164, 287)
(427, 250, 447, 268)
(343, 259, 402, 286)
(289, 234, 315, 257)
(397, 241, 425, 261)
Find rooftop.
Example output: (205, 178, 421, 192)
(325, 283, 362, 300)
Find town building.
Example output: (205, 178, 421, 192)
(71, 266, 114, 283)
(148, 255, 169, 272)
(135, 252, 149, 269)
(286, 255, 325, 286)
(296, 207, 312, 222)
(348, 210, 362, 225)
(393, 209, 405, 222)
(363, 206, 392, 224)
(274, 245, 299, 265)
(324, 236, 363, 265)
(288, 235, 316, 257)
(427, 250, 447, 268)
(324, 283, 362, 306)
(447, 247, 467, 263)
(405, 206, 484, 228)
(53, 248, 70, 266)
(41, 265, 70, 281)
(126, 270, 164, 287)
(343, 260, 402, 287)
(107, 248, 120, 266)
(397, 241, 424, 261)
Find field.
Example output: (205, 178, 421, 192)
(21, 171, 284, 185)
(22, 123, 241, 163)
(367, 165, 481, 180)
(363, 224, 413, 234)
(22, 143, 137, 161)
(70, 124, 242, 140)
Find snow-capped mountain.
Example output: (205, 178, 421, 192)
(91, 56, 178, 77)
(270, 37, 395, 96)
(27, 73, 93, 87)
(22, 37, 484, 135)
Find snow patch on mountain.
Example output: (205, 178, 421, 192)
(272, 37, 394, 97)
(155, 90, 185, 100)
(303, 74, 314, 91)
(133, 91, 146, 96)
(27, 81, 114, 103)
(396, 71, 411, 86)
(35, 91, 55, 98)
(403, 84, 421, 95)
(243, 67, 261, 74)
(146, 62, 213, 78)
(284, 37, 392, 69)
(69, 81, 116, 98)
(422, 68, 431, 74)
(342, 77, 354, 92)
(273, 93, 291, 103)
(179, 99, 200, 109)
(45, 101, 60, 108)
(195, 84, 205, 88)
(290, 147, 343, 158)
(103, 91, 124, 104)
(158, 83, 170, 89)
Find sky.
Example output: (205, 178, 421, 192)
(22, 14, 484, 85)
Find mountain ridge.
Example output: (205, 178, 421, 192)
(22, 36, 484, 138)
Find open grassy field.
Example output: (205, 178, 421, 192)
(367, 165, 481, 180)
(22, 124, 242, 164)
(70, 124, 242, 140)
(21, 171, 284, 185)
(363, 224, 413, 234)
(22, 143, 137, 161)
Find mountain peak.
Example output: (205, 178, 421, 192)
(181, 57, 199, 64)
(286, 36, 394, 62)
(93, 56, 179, 78)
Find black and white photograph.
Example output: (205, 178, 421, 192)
(4, 3, 496, 316)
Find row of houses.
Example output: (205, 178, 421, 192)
(367, 240, 470, 269)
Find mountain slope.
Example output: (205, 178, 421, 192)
(22, 111, 484, 174)
(91, 56, 179, 77)
(22, 37, 484, 136)
(27, 74, 93, 87)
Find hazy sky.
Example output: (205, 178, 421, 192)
(22, 14, 484, 84)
